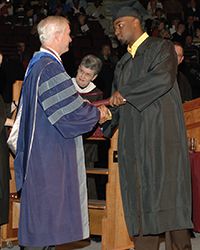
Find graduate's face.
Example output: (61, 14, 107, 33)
(114, 16, 137, 45)
(76, 65, 97, 88)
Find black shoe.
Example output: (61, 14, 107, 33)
(90, 235, 102, 242)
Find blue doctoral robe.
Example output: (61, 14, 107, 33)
(14, 51, 100, 246)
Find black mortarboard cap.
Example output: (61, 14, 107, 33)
(111, 0, 150, 22)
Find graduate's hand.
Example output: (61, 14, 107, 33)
(109, 91, 126, 107)
(98, 105, 112, 124)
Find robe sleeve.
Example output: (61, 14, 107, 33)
(119, 40, 178, 111)
(102, 106, 119, 138)
(38, 62, 100, 138)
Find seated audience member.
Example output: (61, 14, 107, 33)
(71, 13, 91, 37)
(0, 42, 32, 115)
(65, 0, 87, 17)
(182, 52, 200, 98)
(147, 0, 163, 19)
(15, 41, 32, 71)
(0, 0, 13, 18)
(184, 34, 197, 50)
(192, 26, 200, 47)
(73, 54, 109, 242)
(171, 22, 186, 45)
(97, 43, 117, 98)
(151, 19, 168, 37)
(72, 54, 103, 199)
(174, 42, 192, 102)
(185, 15, 198, 38)
(5, 41, 32, 86)
(153, 7, 166, 21)
(162, 0, 184, 21)
(185, 0, 200, 22)
(72, 54, 103, 102)
(53, 2, 68, 16)
(86, 0, 112, 36)
(159, 28, 171, 39)
(169, 18, 181, 35)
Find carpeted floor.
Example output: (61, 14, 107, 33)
(1, 235, 200, 250)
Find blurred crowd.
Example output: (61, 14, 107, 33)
(1, 0, 200, 100)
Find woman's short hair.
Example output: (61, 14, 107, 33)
(80, 54, 102, 75)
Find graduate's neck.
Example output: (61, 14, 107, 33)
(131, 30, 145, 45)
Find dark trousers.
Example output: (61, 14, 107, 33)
(134, 229, 192, 250)
(22, 246, 55, 250)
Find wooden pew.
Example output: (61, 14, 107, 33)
(183, 97, 200, 149)
(183, 98, 200, 234)
(87, 129, 134, 250)
(101, 129, 134, 250)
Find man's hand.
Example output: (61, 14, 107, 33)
(109, 91, 126, 107)
(5, 118, 14, 127)
(98, 105, 112, 124)
(83, 99, 91, 104)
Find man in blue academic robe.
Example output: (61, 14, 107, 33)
(14, 16, 108, 249)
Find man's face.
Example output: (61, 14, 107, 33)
(113, 16, 136, 45)
(59, 22, 72, 55)
(174, 45, 184, 65)
(0, 53, 3, 65)
(187, 16, 194, 25)
(102, 45, 111, 57)
(178, 23, 185, 33)
(17, 42, 25, 53)
(76, 65, 96, 88)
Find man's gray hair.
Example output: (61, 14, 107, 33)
(37, 16, 69, 44)
(80, 54, 102, 75)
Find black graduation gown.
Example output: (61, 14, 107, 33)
(106, 37, 193, 236)
(0, 95, 10, 225)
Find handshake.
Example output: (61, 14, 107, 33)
(98, 105, 112, 124)
(91, 90, 127, 124)
(91, 98, 112, 125)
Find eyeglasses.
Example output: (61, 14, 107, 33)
(77, 66, 95, 79)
